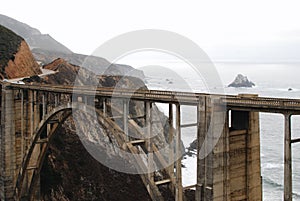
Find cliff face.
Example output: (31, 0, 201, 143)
(33, 48, 145, 79)
(0, 25, 41, 79)
(42, 58, 98, 85)
(5, 40, 41, 79)
(25, 59, 167, 201)
(41, 124, 151, 201)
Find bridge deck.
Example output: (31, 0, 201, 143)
(4, 83, 300, 114)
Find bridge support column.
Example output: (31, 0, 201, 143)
(284, 113, 292, 201)
(196, 96, 262, 201)
(145, 101, 155, 196)
(42, 93, 46, 119)
(168, 104, 174, 181)
(225, 110, 262, 201)
(123, 99, 129, 141)
(196, 97, 207, 201)
(196, 97, 214, 201)
(175, 104, 183, 201)
(102, 98, 107, 116)
(20, 90, 25, 162)
(0, 87, 16, 200)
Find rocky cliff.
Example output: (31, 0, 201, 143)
(33, 48, 145, 79)
(21, 59, 171, 201)
(0, 25, 41, 79)
(0, 22, 170, 200)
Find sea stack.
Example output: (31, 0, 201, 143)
(228, 74, 255, 88)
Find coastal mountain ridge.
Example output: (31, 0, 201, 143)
(0, 14, 72, 54)
(0, 14, 144, 79)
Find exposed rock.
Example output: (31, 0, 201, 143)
(0, 25, 41, 79)
(32, 48, 145, 79)
(22, 75, 43, 83)
(41, 125, 151, 201)
(42, 58, 98, 85)
(25, 59, 173, 200)
(228, 74, 255, 88)
(0, 16, 171, 200)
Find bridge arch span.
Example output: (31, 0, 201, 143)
(14, 102, 122, 201)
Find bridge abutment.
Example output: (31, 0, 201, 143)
(0, 87, 16, 200)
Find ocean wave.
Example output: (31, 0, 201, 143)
(262, 163, 283, 169)
(263, 177, 283, 189)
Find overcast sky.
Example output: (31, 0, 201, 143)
(1, 0, 300, 62)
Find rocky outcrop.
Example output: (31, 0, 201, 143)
(42, 58, 98, 85)
(228, 74, 255, 88)
(33, 48, 145, 79)
(41, 125, 151, 201)
(22, 59, 171, 201)
(0, 25, 41, 79)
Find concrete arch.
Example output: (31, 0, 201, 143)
(14, 102, 124, 200)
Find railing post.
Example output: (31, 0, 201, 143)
(284, 113, 292, 201)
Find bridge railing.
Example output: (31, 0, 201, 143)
(4, 82, 300, 111)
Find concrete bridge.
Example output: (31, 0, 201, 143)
(0, 82, 300, 201)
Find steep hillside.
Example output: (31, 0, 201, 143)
(33, 48, 145, 79)
(0, 25, 41, 79)
(0, 14, 72, 54)
(0, 14, 144, 78)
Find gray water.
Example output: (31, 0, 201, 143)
(143, 62, 300, 200)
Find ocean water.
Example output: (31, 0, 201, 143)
(142, 62, 300, 200)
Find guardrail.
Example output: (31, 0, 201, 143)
(2, 82, 300, 112)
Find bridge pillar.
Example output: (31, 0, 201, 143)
(168, 104, 174, 181)
(175, 104, 183, 201)
(196, 97, 262, 201)
(123, 99, 129, 141)
(0, 87, 16, 200)
(102, 98, 107, 117)
(226, 110, 262, 200)
(196, 96, 206, 201)
(284, 113, 292, 201)
(145, 101, 155, 197)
